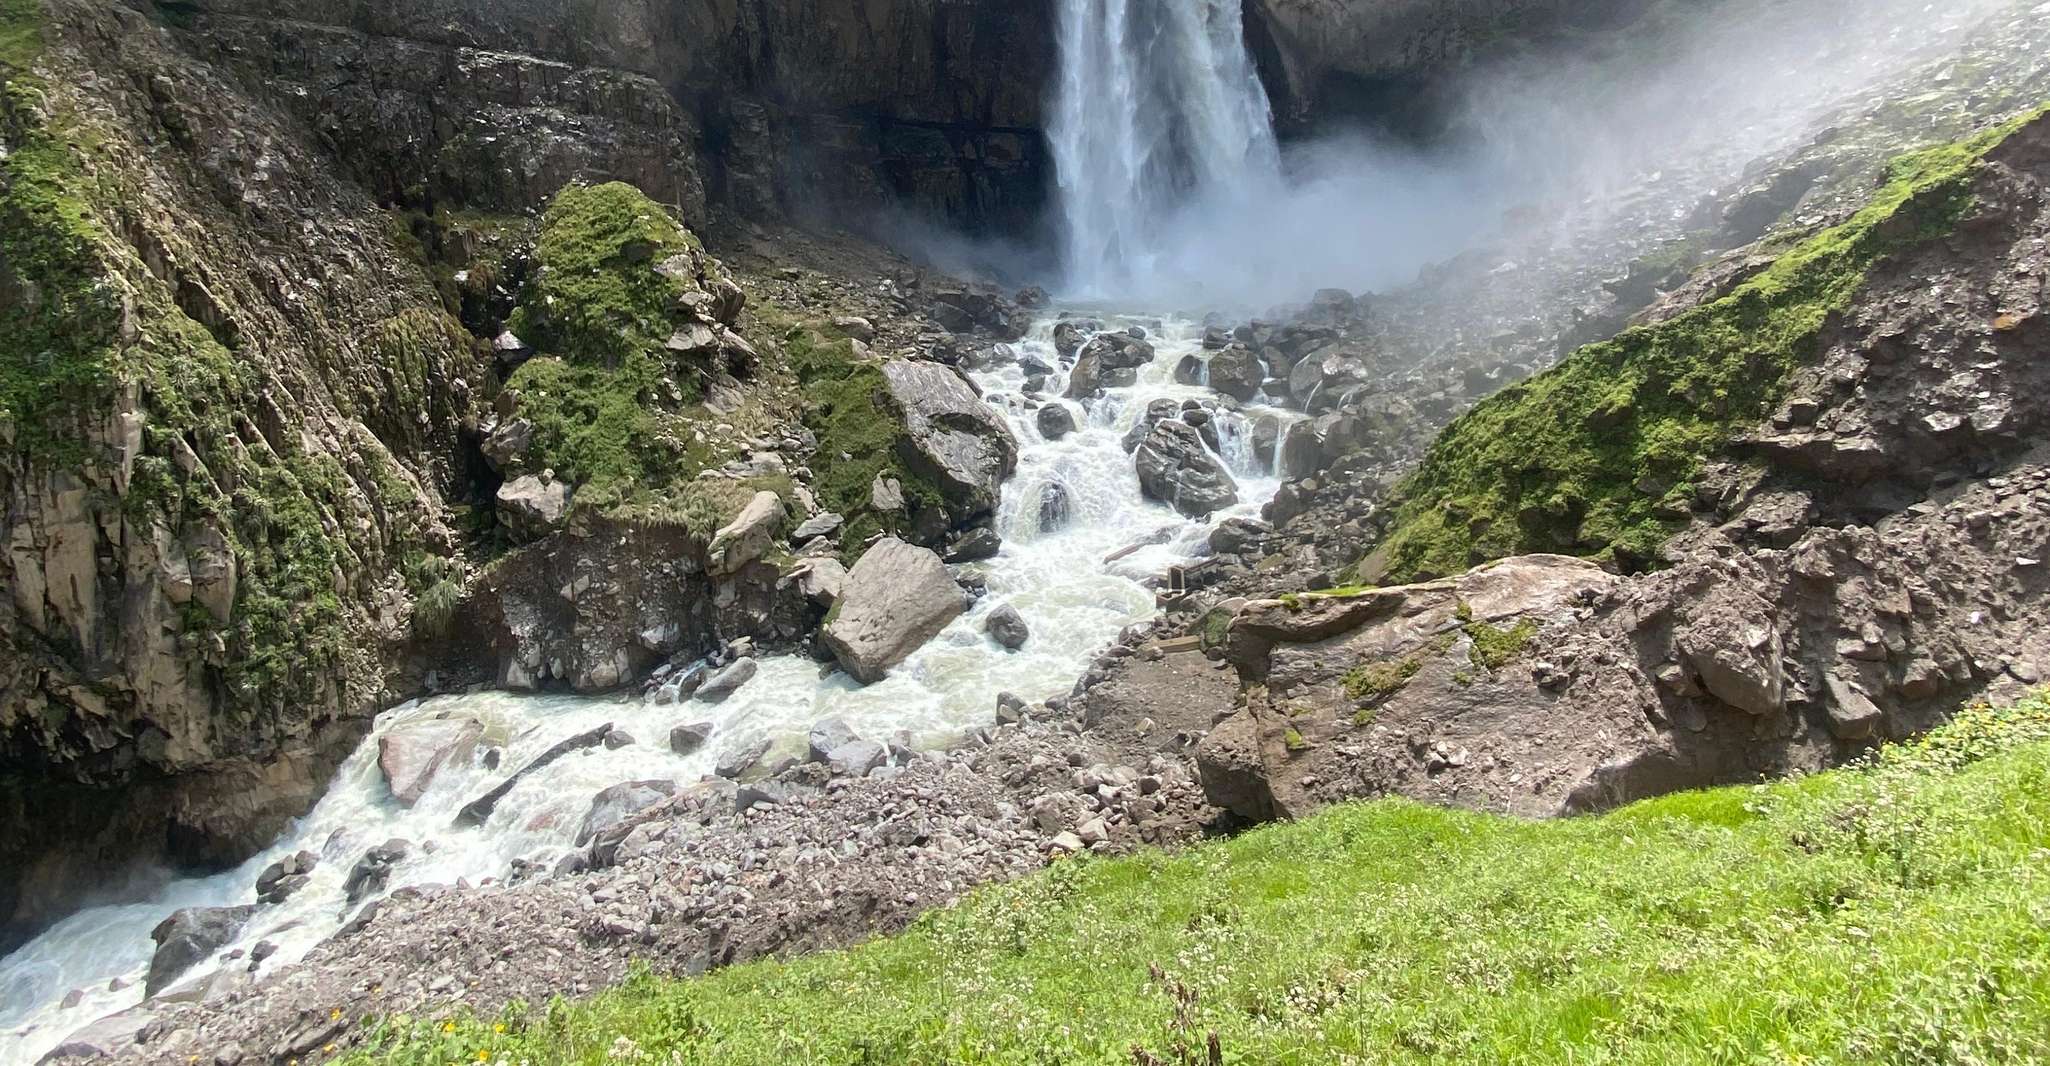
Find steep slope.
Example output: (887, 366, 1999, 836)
(0, 0, 487, 949)
(1191, 106, 2050, 823)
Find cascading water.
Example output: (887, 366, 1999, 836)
(1049, 0, 1282, 296)
(0, 318, 1298, 1064)
(0, 9, 1303, 1058)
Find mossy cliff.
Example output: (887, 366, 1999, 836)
(1370, 107, 2049, 582)
(0, 0, 485, 948)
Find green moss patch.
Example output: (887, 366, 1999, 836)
(763, 306, 946, 556)
(509, 181, 702, 369)
(1464, 617, 1539, 671)
(1373, 108, 2049, 581)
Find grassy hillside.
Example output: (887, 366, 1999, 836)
(347, 692, 2050, 1065)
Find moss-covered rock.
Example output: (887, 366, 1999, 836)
(495, 182, 766, 526)
(1370, 109, 2047, 582)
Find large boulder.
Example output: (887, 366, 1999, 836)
(706, 491, 785, 575)
(984, 604, 1030, 650)
(496, 474, 571, 541)
(146, 906, 254, 996)
(1134, 421, 1240, 519)
(695, 657, 758, 702)
(574, 780, 677, 846)
(881, 360, 1019, 519)
(821, 538, 966, 683)
(1036, 402, 1078, 441)
(1206, 345, 1264, 402)
(377, 715, 483, 807)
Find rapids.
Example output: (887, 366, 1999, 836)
(0, 314, 1294, 1064)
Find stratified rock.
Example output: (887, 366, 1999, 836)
(456, 723, 613, 827)
(1121, 398, 1183, 453)
(881, 360, 1018, 519)
(984, 604, 1030, 650)
(1134, 421, 1240, 518)
(574, 780, 676, 846)
(146, 906, 255, 996)
(695, 658, 758, 702)
(496, 474, 571, 541)
(377, 716, 483, 807)
(707, 491, 785, 576)
(822, 538, 966, 683)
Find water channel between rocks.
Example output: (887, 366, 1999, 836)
(0, 312, 1297, 1064)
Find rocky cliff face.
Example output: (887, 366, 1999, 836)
(174, 0, 1055, 234)
(0, 0, 488, 949)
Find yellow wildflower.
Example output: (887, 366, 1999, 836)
(494, 1023, 508, 1034)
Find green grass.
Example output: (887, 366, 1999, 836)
(345, 694, 2050, 1066)
(1372, 106, 2050, 581)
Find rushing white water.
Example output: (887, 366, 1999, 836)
(0, 315, 1293, 1064)
(1049, 0, 1281, 296)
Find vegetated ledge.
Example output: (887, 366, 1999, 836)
(340, 690, 2050, 1064)
(1363, 103, 2050, 584)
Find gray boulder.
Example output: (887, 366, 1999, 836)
(1038, 482, 1073, 533)
(707, 491, 785, 575)
(377, 715, 483, 807)
(1134, 421, 1240, 518)
(715, 738, 772, 779)
(146, 906, 255, 996)
(821, 538, 966, 683)
(695, 657, 758, 702)
(574, 780, 676, 846)
(827, 740, 889, 777)
(1121, 398, 1184, 453)
(807, 718, 862, 763)
(946, 527, 1003, 563)
(792, 511, 844, 541)
(793, 558, 848, 607)
(496, 474, 571, 541)
(881, 360, 1019, 519)
(1207, 345, 1264, 401)
(254, 851, 317, 906)
(669, 721, 715, 755)
(1036, 402, 1078, 441)
(984, 604, 1030, 650)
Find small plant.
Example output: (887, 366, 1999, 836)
(1464, 617, 1540, 671)
(1283, 727, 1309, 753)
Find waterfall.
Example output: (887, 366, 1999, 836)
(1049, 0, 1283, 297)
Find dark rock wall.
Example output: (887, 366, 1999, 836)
(173, 0, 1056, 233)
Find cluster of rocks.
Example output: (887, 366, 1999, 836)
(83, 681, 1224, 1064)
